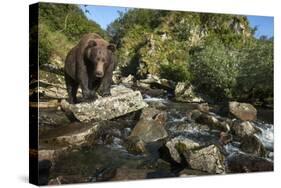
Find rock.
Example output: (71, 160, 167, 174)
(183, 145, 225, 174)
(121, 74, 135, 87)
(110, 166, 153, 181)
(226, 153, 273, 173)
(195, 113, 230, 131)
(38, 146, 69, 162)
(165, 136, 200, 163)
(125, 136, 146, 154)
(40, 122, 99, 146)
(175, 82, 204, 103)
(197, 103, 209, 113)
(112, 69, 122, 85)
(139, 74, 175, 90)
(240, 135, 267, 157)
(129, 108, 168, 143)
(61, 86, 148, 122)
(219, 132, 233, 145)
(229, 101, 257, 121)
(231, 121, 256, 138)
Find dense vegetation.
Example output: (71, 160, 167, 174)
(38, 3, 107, 66)
(37, 4, 273, 104)
(108, 9, 273, 103)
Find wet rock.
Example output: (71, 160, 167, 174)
(165, 136, 200, 163)
(110, 166, 154, 181)
(38, 146, 69, 162)
(189, 109, 202, 120)
(197, 103, 209, 113)
(227, 153, 273, 173)
(129, 108, 168, 143)
(40, 122, 99, 146)
(129, 118, 168, 143)
(231, 121, 256, 138)
(174, 82, 204, 103)
(229, 101, 257, 121)
(219, 132, 233, 145)
(61, 86, 148, 122)
(183, 145, 225, 174)
(125, 136, 146, 154)
(240, 135, 267, 157)
(39, 109, 70, 126)
(195, 113, 230, 131)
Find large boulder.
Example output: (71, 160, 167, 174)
(183, 145, 225, 174)
(129, 108, 168, 143)
(231, 121, 256, 138)
(226, 153, 273, 173)
(165, 136, 200, 163)
(229, 101, 257, 121)
(61, 86, 148, 122)
(175, 82, 204, 103)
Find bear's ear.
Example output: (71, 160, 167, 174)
(107, 44, 116, 52)
(87, 40, 97, 47)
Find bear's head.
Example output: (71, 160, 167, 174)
(86, 39, 116, 78)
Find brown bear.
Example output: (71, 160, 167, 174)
(64, 33, 116, 104)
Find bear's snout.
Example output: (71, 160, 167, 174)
(95, 71, 104, 78)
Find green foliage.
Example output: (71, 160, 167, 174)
(236, 38, 273, 101)
(38, 3, 107, 66)
(160, 62, 190, 82)
(190, 38, 240, 99)
(39, 3, 108, 42)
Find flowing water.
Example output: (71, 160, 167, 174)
(42, 97, 274, 183)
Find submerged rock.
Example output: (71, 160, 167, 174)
(227, 153, 273, 173)
(229, 101, 257, 121)
(240, 135, 267, 157)
(165, 136, 200, 163)
(183, 145, 225, 174)
(61, 86, 148, 122)
(231, 121, 256, 138)
(174, 82, 204, 103)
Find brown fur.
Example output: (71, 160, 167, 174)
(64, 33, 116, 104)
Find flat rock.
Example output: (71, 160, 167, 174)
(61, 86, 148, 122)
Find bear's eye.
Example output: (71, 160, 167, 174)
(97, 58, 100, 61)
